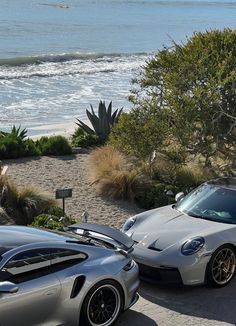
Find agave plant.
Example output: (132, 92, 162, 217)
(76, 101, 123, 142)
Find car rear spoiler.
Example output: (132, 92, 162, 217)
(66, 222, 134, 252)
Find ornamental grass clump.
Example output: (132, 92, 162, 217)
(88, 146, 146, 201)
(0, 176, 56, 225)
(0, 207, 14, 225)
(175, 164, 208, 190)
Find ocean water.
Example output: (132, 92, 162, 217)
(1, 0, 236, 135)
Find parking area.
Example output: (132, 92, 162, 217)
(118, 280, 236, 326)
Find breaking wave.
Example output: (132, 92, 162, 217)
(0, 52, 149, 80)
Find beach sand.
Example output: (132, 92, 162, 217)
(3, 152, 143, 228)
(28, 121, 77, 139)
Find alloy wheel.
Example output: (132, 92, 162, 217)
(211, 247, 236, 286)
(87, 284, 121, 326)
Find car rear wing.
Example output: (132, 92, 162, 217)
(66, 222, 134, 252)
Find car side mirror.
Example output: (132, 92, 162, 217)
(0, 281, 19, 294)
(175, 192, 185, 203)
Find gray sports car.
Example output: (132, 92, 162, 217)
(122, 178, 236, 287)
(0, 223, 139, 326)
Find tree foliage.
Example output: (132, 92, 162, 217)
(112, 29, 236, 165)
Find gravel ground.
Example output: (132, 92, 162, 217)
(3, 153, 142, 228)
(3, 153, 236, 326)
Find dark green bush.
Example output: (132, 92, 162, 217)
(31, 214, 65, 231)
(36, 135, 72, 156)
(31, 213, 77, 231)
(139, 183, 181, 210)
(46, 206, 65, 217)
(71, 128, 101, 148)
(25, 139, 41, 156)
(0, 131, 39, 159)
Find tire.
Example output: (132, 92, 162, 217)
(81, 280, 123, 326)
(206, 244, 236, 287)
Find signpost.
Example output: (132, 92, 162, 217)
(55, 188, 72, 216)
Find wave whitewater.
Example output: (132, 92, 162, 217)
(0, 52, 149, 81)
(0, 52, 148, 67)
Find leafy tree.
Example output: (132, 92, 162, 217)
(109, 110, 169, 161)
(115, 29, 236, 166)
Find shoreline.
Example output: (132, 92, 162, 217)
(28, 121, 77, 140)
(2, 119, 94, 140)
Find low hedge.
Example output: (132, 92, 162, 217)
(139, 183, 181, 210)
(36, 135, 72, 156)
(0, 126, 73, 159)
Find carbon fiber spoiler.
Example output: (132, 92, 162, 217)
(66, 222, 134, 252)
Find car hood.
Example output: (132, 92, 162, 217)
(129, 206, 234, 250)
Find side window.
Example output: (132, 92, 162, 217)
(0, 249, 51, 283)
(50, 249, 87, 272)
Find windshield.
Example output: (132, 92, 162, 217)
(176, 183, 236, 224)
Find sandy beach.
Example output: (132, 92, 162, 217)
(3, 152, 143, 228)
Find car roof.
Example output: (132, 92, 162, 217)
(0, 226, 68, 255)
(207, 177, 236, 190)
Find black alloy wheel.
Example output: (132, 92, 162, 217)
(82, 280, 123, 326)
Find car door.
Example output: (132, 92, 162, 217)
(0, 248, 61, 326)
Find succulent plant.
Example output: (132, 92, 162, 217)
(76, 101, 123, 143)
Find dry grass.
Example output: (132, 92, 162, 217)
(175, 164, 208, 188)
(146, 154, 210, 189)
(0, 176, 56, 225)
(89, 146, 146, 201)
(0, 207, 14, 225)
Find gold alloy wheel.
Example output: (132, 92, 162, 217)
(211, 247, 236, 285)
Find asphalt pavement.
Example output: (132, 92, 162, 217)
(118, 280, 236, 326)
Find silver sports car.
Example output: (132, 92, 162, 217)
(123, 178, 236, 287)
(0, 223, 139, 326)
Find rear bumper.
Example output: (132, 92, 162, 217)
(138, 263, 183, 285)
(117, 261, 140, 310)
(126, 293, 139, 310)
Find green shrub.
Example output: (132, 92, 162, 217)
(31, 213, 77, 231)
(71, 128, 101, 148)
(0, 126, 39, 159)
(31, 214, 65, 231)
(139, 183, 180, 209)
(36, 135, 72, 156)
(25, 139, 40, 156)
(46, 206, 65, 217)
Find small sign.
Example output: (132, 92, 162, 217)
(55, 188, 72, 199)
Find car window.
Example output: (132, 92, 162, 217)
(50, 249, 87, 272)
(177, 184, 236, 223)
(0, 249, 51, 283)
